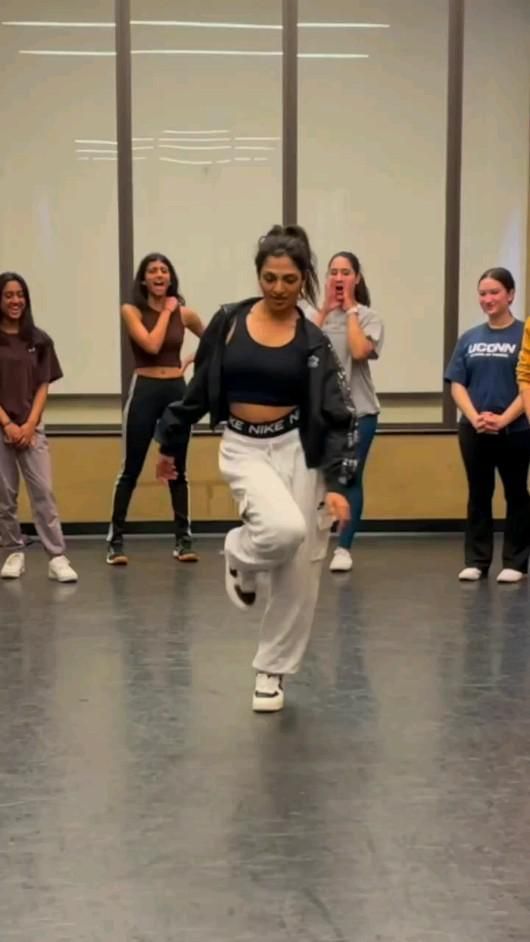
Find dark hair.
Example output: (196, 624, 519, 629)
(255, 225, 320, 308)
(0, 271, 37, 345)
(478, 267, 515, 293)
(328, 251, 371, 307)
(132, 253, 185, 310)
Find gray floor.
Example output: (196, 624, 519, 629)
(1, 535, 529, 941)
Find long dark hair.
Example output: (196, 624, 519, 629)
(328, 251, 371, 307)
(255, 224, 320, 308)
(478, 267, 515, 294)
(132, 253, 185, 310)
(0, 271, 37, 346)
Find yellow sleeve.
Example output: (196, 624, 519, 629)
(516, 318, 530, 387)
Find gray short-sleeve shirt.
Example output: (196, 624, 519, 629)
(319, 306, 384, 417)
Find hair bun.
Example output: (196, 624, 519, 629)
(284, 225, 308, 242)
(262, 224, 309, 244)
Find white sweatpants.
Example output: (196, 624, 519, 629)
(219, 427, 332, 676)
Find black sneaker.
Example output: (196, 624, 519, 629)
(173, 537, 199, 563)
(106, 542, 128, 566)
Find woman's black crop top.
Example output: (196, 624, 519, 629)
(222, 314, 308, 406)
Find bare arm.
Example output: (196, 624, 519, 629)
(121, 300, 177, 355)
(315, 305, 375, 360)
(0, 403, 22, 444)
(451, 382, 482, 429)
(17, 384, 49, 448)
(0, 403, 12, 428)
(26, 383, 49, 428)
(179, 308, 206, 371)
(314, 277, 337, 328)
(182, 308, 205, 340)
(346, 308, 375, 361)
(500, 395, 524, 427)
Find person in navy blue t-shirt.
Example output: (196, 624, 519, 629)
(445, 267, 530, 583)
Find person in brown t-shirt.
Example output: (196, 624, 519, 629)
(0, 272, 78, 582)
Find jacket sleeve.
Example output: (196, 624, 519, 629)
(320, 338, 359, 495)
(155, 308, 224, 456)
(517, 318, 530, 387)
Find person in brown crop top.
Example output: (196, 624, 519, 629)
(106, 253, 204, 566)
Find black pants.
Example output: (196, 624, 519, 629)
(108, 375, 190, 545)
(458, 422, 530, 573)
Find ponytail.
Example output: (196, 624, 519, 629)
(355, 275, 371, 307)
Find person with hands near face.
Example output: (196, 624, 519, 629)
(107, 253, 204, 566)
(0, 272, 78, 583)
(155, 225, 357, 713)
(314, 251, 384, 573)
(445, 267, 530, 583)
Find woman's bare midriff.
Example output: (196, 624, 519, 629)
(136, 366, 183, 379)
(229, 402, 297, 423)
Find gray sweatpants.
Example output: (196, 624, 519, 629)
(219, 427, 332, 676)
(0, 429, 66, 557)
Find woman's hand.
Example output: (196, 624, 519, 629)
(322, 276, 338, 317)
(325, 492, 351, 529)
(471, 413, 487, 433)
(3, 422, 22, 446)
(17, 421, 37, 449)
(341, 274, 358, 312)
(164, 297, 179, 315)
(481, 412, 504, 434)
(156, 455, 178, 482)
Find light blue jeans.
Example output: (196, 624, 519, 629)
(338, 414, 378, 551)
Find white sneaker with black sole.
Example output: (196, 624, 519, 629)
(224, 554, 257, 610)
(329, 547, 353, 573)
(253, 673, 284, 712)
(1, 552, 25, 579)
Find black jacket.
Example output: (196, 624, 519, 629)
(157, 299, 358, 495)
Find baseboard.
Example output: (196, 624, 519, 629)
(20, 519, 506, 537)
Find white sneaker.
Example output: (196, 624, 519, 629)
(458, 567, 483, 581)
(48, 555, 78, 583)
(497, 568, 525, 584)
(1, 552, 25, 579)
(224, 554, 256, 610)
(329, 547, 353, 573)
(253, 673, 284, 712)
